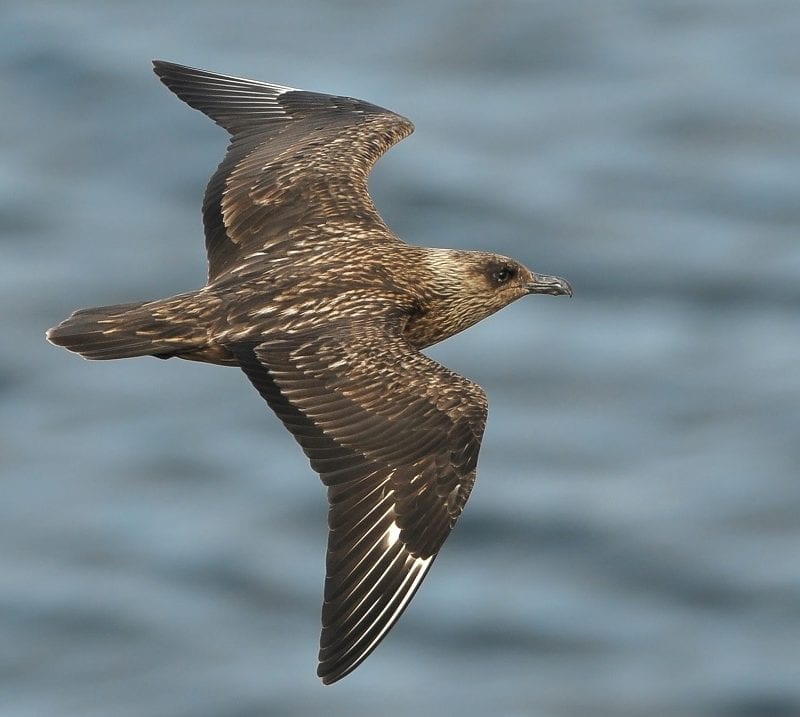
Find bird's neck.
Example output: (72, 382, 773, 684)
(399, 249, 490, 349)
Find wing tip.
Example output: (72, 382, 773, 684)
(315, 551, 434, 685)
(152, 58, 192, 83)
(151, 58, 297, 94)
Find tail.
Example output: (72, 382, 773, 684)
(46, 294, 207, 360)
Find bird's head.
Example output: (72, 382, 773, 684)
(407, 249, 572, 347)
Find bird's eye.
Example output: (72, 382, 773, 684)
(493, 267, 515, 284)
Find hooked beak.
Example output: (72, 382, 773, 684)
(526, 273, 573, 297)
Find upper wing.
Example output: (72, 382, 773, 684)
(152, 61, 414, 282)
(230, 324, 487, 684)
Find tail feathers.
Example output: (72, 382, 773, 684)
(46, 298, 202, 360)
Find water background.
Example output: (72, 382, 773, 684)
(3, 2, 800, 715)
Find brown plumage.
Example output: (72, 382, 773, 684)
(46, 61, 572, 684)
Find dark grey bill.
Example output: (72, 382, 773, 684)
(526, 273, 573, 297)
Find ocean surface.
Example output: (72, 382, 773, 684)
(3, 2, 799, 715)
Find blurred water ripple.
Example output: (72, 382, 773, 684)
(3, 2, 799, 716)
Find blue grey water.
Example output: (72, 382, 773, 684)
(3, 1, 799, 715)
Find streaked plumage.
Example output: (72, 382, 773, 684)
(46, 61, 572, 684)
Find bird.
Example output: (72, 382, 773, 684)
(46, 61, 572, 684)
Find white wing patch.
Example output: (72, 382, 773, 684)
(385, 520, 401, 547)
(345, 553, 432, 668)
(325, 507, 434, 677)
